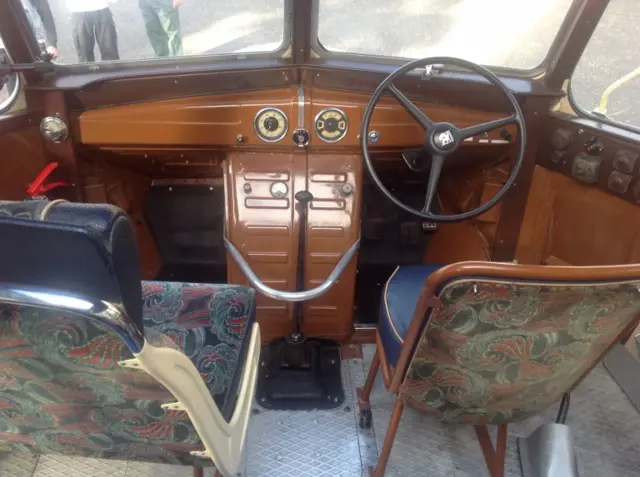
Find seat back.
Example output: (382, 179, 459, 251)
(399, 262, 640, 425)
(0, 200, 210, 466)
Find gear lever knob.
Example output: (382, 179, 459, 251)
(295, 191, 314, 204)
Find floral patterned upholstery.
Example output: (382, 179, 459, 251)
(0, 281, 255, 466)
(400, 279, 640, 425)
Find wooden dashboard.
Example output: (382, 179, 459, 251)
(73, 87, 517, 151)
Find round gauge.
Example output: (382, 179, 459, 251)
(254, 107, 288, 143)
(315, 108, 348, 143)
(270, 181, 288, 198)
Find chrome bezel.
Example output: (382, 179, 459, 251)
(253, 107, 289, 143)
(40, 116, 69, 143)
(314, 107, 349, 143)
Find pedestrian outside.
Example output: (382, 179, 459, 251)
(139, 0, 184, 58)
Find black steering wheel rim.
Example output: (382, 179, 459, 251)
(360, 56, 527, 222)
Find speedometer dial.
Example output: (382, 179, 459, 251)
(315, 108, 348, 143)
(254, 107, 288, 142)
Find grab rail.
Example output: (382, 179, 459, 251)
(224, 237, 360, 302)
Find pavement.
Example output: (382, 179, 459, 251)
(1, 0, 639, 127)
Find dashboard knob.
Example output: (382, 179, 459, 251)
(341, 183, 354, 196)
(367, 131, 380, 143)
(551, 128, 573, 151)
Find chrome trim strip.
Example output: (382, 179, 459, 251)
(253, 107, 289, 143)
(297, 87, 305, 128)
(314, 107, 349, 143)
(354, 323, 377, 330)
(225, 237, 360, 302)
(0, 284, 145, 353)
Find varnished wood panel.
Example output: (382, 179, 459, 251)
(0, 123, 48, 200)
(74, 88, 517, 152)
(224, 152, 301, 341)
(74, 89, 297, 149)
(303, 153, 361, 338)
(516, 166, 640, 266)
(80, 159, 161, 279)
(224, 152, 361, 342)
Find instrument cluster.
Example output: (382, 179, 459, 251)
(253, 107, 349, 144)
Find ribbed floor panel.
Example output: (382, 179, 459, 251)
(3, 344, 640, 476)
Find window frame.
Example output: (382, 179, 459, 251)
(23, 0, 294, 75)
(309, 0, 585, 79)
(568, 78, 640, 136)
(566, 1, 640, 136)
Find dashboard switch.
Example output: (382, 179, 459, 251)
(571, 152, 602, 184)
(608, 171, 632, 194)
(551, 128, 573, 151)
(613, 150, 639, 174)
(584, 135, 604, 155)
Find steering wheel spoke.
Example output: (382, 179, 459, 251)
(388, 84, 434, 130)
(421, 155, 444, 213)
(459, 114, 517, 140)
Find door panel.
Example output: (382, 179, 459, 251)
(0, 113, 48, 200)
(517, 165, 640, 266)
(517, 112, 640, 266)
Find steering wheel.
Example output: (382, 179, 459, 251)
(360, 57, 527, 222)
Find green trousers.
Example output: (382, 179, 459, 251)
(138, 0, 183, 57)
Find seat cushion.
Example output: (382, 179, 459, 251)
(141, 281, 256, 421)
(379, 264, 442, 367)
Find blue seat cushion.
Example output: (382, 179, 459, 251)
(379, 264, 442, 367)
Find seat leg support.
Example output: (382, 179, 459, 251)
(368, 398, 404, 477)
(357, 348, 380, 412)
(475, 424, 508, 477)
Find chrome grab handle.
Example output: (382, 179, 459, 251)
(224, 236, 360, 302)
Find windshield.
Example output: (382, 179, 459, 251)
(19, 0, 284, 65)
(318, 0, 575, 70)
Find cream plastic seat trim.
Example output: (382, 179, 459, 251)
(120, 322, 260, 477)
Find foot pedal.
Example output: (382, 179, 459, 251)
(257, 338, 344, 410)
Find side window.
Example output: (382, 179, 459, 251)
(0, 37, 21, 114)
(570, 0, 640, 130)
(20, 0, 285, 65)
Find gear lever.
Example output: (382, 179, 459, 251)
(290, 190, 313, 343)
(256, 188, 345, 410)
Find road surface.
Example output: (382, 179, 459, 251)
(1, 0, 639, 127)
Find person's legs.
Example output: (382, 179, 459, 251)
(94, 8, 120, 61)
(138, 0, 170, 57)
(71, 12, 95, 63)
(157, 6, 183, 56)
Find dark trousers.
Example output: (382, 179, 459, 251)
(138, 0, 183, 57)
(72, 8, 119, 63)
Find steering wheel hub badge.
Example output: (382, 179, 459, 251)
(360, 56, 526, 222)
(429, 123, 459, 153)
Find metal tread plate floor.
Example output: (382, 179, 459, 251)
(2, 344, 640, 477)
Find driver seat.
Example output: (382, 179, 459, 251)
(359, 261, 640, 477)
